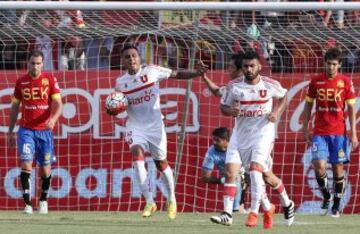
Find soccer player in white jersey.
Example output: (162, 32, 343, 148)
(207, 53, 294, 226)
(111, 44, 207, 220)
(210, 50, 288, 229)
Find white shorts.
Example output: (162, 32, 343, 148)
(225, 135, 273, 173)
(125, 126, 167, 161)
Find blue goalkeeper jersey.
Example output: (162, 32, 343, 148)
(201, 145, 226, 174)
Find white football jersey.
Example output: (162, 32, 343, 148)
(221, 75, 287, 149)
(115, 65, 172, 130)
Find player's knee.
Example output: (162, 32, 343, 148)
(225, 170, 237, 182)
(249, 163, 264, 173)
(313, 160, 326, 174)
(131, 145, 145, 161)
(154, 160, 168, 171)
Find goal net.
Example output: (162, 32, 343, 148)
(0, 1, 359, 214)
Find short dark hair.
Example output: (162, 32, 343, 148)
(121, 43, 139, 55)
(28, 50, 44, 61)
(212, 127, 230, 141)
(324, 47, 342, 63)
(231, 52, 243, 70)
(242, 49, 260, 61)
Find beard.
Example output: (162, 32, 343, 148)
(244, 72, 258, 81)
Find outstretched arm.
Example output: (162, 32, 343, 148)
(170, 62, 208, 80)
(201, 74, 221, 97)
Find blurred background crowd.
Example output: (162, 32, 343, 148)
(1, 0, 360, 73)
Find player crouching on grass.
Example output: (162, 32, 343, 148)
(201, 127, 248, 214)
(7, 50, 63, 214)
(109, 43, 207, 219)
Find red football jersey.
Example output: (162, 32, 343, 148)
(305, 73, 356, 135)
(12, 73, 61, 130)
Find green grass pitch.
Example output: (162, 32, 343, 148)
(1, 211, 360, 234)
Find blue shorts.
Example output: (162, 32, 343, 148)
(17, 127, 56, 166)
(311, 135, 351, 164)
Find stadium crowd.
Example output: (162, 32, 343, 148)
(1, 0, 360, 72)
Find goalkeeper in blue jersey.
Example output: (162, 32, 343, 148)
(201, 127, 249, 213)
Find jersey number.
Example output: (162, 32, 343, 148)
(23, 143, 31, 154)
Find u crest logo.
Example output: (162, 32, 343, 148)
(259, 90, 267, 98)
(140, 75, 148, 83)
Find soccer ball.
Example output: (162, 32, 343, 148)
(105, 92, 128, 115)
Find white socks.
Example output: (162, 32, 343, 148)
(250, 170, 265, 215)
(161, 166, 176, 202)
(134, 160, 154, 204)
(223, 183, 237, 215)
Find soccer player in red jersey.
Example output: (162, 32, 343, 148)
(7, 50, 63, 214)
(302, 47, 358, 218)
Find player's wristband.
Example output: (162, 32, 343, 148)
(220, 177, 226, 184)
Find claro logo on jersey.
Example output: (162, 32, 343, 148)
(127, 89, 155, 105)
(239, 108, 264, 117)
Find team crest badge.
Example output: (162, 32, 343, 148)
(337, 80, 344, 88)
(338, 149, 345, 158)
(42, 78, 49, 86)
(140, 75, 148, 83)
(44, 153, 51, 161)
(259, 90, 267, 98)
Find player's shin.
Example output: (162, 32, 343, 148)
(40, 175, 51, 201)
(273, 180, 291, 207)
(160, 165, 176, 202)
(315, 172, 331, 200)
(232, 181, 242, 212)
(333, 176, 345, 210)
(20, 171, 31, 205)
(223, 183, 237, 215)
(249, 170, 264, 215)
(261, 188, 272, 211)
(134, 160, 154, 204)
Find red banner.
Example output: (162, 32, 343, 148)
(0, 70, 359, 214)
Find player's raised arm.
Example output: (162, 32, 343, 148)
(201, 74, 222, 97)
(170, 61, 208, 80)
